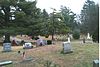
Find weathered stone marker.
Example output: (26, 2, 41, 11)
(93, 60, 99, 67)
(87, 33, 91, 39)
(62, 42, 72, 54)
(67, 37, 70, 43)
(3, 33, 11, 52)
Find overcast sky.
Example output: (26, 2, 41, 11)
(36, 0, 99, 14)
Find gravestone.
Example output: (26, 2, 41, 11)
(3, 33, 11, 52)
(62, 42, 72, 54)
(87, 33, 91, 39)
(23, 43, 33, 49)
(43, 40, 47, 45)
(67, 37, 70, 43)
(36, 38, 46, 46)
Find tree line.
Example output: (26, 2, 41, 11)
(80, 0, 99, 42)
(0, 0, 99, 42)
(0, 0, 78, 37)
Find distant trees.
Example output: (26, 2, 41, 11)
(48, 9, 68, 40)
(60, 6, 79, 32)
(73, 30, 80, 39)
(80, 0, 99, 42)
(41, 9, 49, 36)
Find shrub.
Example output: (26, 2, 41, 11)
(47, 40, 52, 45)
(33, 36, 39, 40)
(92, 28, 99, 43)
(73, 30, 80, 39)
(45, 35, 49, 38)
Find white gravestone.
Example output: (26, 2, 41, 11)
(63, 42, 72, 53)
(67, 37, 70, 43)
(3, 43, 11, 52)
(87, 33, 91, 39)
(23, 43, 33, 49)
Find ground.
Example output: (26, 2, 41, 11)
(0, 40, 99, 67)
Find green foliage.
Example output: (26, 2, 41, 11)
(0, 0, 77, 37)
(92, 27, 99, 43)
(0, 0, 43, 36)
(73, 30, 80, 39)
(80, 0, 99, 35)
(60, 6, 79, 31)
(47, 40, 52, 45)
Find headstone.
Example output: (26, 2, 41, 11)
(87, 33, 91, 39)
(43, 40, 47, 45)
(67, 37, 70, 43)
(2, 35, 5, 40)
(36, 38, 45, 46)
(62, 42, 72, 54)
(23, 43, 33, 49)
(3, 43, 11, 52)
(3, 33, 11, 52)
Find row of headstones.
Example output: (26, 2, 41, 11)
(2, 33, 91, 52)
(56, 33, 91, 40)
(2, 34, 53, 51)
(62, 33, 91, 54)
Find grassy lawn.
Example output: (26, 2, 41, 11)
(0, 40, 99, 67)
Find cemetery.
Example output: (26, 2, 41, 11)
(0, 34, 98, 67)
(0, 0, 99, 67)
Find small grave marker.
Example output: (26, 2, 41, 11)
(23, 42, 33, 49)
(67, 37, 70, 43)
(87, 33, 91, 39)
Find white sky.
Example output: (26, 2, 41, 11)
(36, 0, 99, 14)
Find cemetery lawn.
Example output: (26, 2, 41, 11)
(0, 41, 98, 67)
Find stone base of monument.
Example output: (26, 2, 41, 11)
(62, 42, 73, 54)
(3, 43, 11, 52)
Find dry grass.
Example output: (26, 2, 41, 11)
(0, 41, 99, 67)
